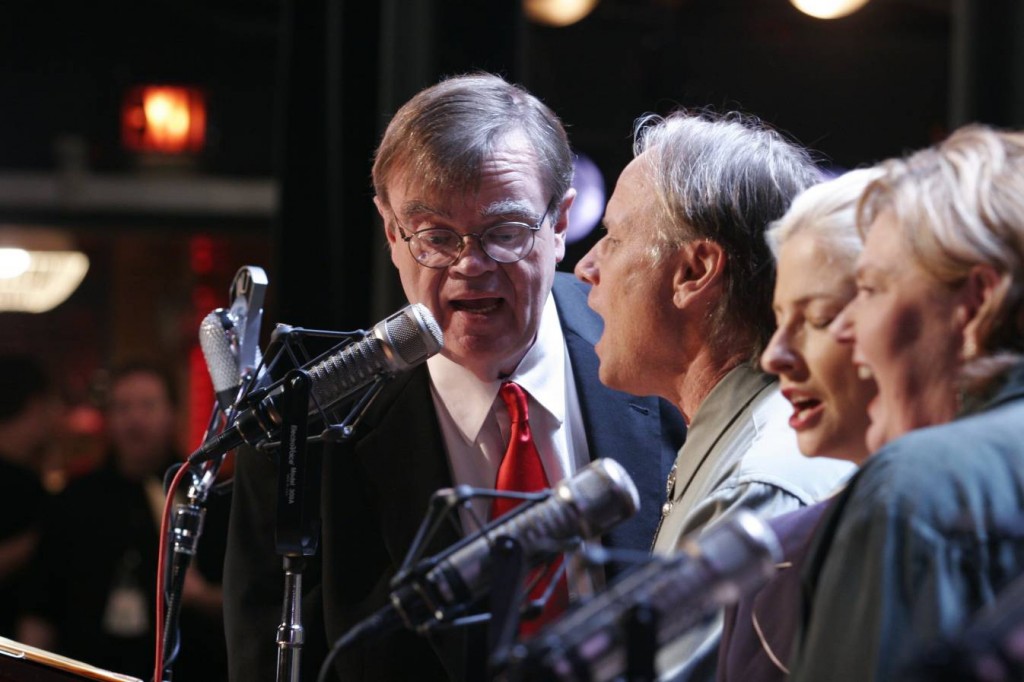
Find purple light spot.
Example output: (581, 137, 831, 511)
(566, 153, 606, 244)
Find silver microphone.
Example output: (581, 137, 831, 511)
(510, 509, 782, 681)
(393, 458, 641, 629)
(189, 303, 443, 463)
(199, 309, 241, 411)
(330, 459, 640, 653)
(304, 303, 442, 411)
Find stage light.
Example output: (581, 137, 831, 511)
(790, 0, 870, 19)
(0, 248, 31, 279)
(0, 230, 90, 313)
(524, 0, 599, 27)
(121, 85, 207, 155)
(566, 153, 606, 244)
(0, 251, 89, 313)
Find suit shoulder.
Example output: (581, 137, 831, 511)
(552, 273, 601, 338)
(869, 398, 1024, 477)
(552, 272, 590, 303)
(844, 401, 1024, 530)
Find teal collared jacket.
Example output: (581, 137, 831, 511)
(790, 362, 1024, 682)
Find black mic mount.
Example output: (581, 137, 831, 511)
(171, 278, 444, 682)
(187, 302, 443, 465)
(394, 459, 639, 632)
(504, 509, 782, 682)
(317, 458, 641, 681)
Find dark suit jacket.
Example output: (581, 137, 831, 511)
(223, 273, 686, 682)
(717, 500, 832, 682)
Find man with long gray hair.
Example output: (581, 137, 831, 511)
(575, 111, 853, 679)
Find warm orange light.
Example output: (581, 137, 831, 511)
(524, 0, 599, 27)
(122, 85, 206, 154)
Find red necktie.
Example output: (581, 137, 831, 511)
(492, 381, 569, 635)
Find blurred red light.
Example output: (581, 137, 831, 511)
(122, 85, 206, 155)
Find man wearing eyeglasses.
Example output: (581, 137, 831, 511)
(224, 73, 686, 682)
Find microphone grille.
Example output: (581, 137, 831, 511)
(380, 303, 444, 368)
(681, 509, 782, 601)
(559, 458, 640, 538)
(199, 309, 240, 394)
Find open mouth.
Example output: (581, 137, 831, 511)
(789, 397, 824, 429)
(451, 297, 502, 314)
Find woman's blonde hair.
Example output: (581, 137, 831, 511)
(766, 166, 884, 264)
(860, 124, 1024, 394)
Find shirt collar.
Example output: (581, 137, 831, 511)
(427, 293, 566, 444)
(685, 364, 776, 450)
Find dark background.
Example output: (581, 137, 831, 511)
(0, 0, 1021, 437)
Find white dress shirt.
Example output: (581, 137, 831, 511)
(426, 293, 590, 533)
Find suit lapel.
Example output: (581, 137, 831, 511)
(355, 366, 463, 564)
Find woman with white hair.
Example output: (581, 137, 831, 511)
(716, 168, 880, 682)
(788, 125, 1024, 682)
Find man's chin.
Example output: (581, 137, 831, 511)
(597, 361, 629, 393)
(443, 339, 522, 376)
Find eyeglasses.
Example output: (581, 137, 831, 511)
(393, 201, 554, 269)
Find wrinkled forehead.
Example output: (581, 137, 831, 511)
(383, 171, 483, 217)
(392, 195, 540, 225)
(385, 161, 546, 222)
(379, 131, 546, 211)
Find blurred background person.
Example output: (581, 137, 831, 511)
(18, 361, 228, 680)
(0, 353, 60, 639)
(789, 125, 1024, 682)
(717, 168, 881, 682)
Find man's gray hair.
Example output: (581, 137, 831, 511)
(634, 111, 823, 360)
(372, 73, 573, 221)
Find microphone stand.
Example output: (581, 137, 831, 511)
(272, 369, 314, 682)
(486, 537, 530, 680)
(159, 408, 226, 682)
(270, 368, 389, 682)
(623, 602, 658, 682)
(316, 488, 554, 682)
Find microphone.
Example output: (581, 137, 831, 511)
(189, 303, 443, 464)
(508, 509, 781, 682)
(198, 265, 269, 412)
(199, 308, 242, 411)
(333, 459, 640, 651)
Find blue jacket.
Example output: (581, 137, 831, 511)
(789, 362, 1024, 682)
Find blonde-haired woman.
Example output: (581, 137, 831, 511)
(789, 125, 1024, 682)
(717, 168, 880, 682)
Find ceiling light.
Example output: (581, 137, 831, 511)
(0, 250, 90, 313)
(0, 229, 90, 313)
(790, 0, 871, 20)
(0, 248, 31, 279)
(524, 0, 599, 27)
